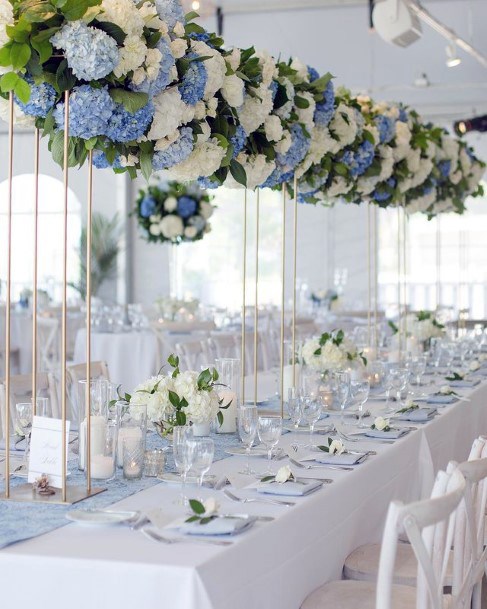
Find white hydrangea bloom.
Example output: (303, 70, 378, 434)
(224, 153, 276, 190)
(160, 215, 184, 239)
(275, 130, 292, 155)
(326, 176, 353, 198)
(296, 126, 337, 179)
(237, 82, 274, 134)
(168, 138, 226, 182)
(221, 74, 245, 108)
(99, 0, 144, 36)
(226, 47, 241, 71)
(275, 79, 295, 120)
(0, 0, 13, 48)
(290, 57, 309, 83)
(192, 40, 226, 101)
(170, 38, 187, 59)
(256, 49, 278, 85)
(199, 201, 214, 219)
(296, 92, 316, 130)
(406, 190, 436, 215)
(329, 103, 359, 150)
(393, 121, 412, 162)
(0, 96, 35, 128)
(130, 375, 174, 423)
(264, 115, 284, 143)
(148, 87, 195, 140)
(113, 35, 147, 77)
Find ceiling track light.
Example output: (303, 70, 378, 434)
(446, 43, 461, 68)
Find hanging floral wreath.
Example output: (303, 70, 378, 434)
(135, 181, 214, 244)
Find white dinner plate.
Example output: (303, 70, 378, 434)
(66, 510, 138, 527)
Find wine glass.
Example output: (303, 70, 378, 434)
(172, 425, 193, 505)
(237, 405, 258, 475)
(349, 380, 370, 428)
(301, 396, 322, 447)
(332, 371, 350, 425)
(258, 416, 282, 474)
(15, 402, 33, 468)
(387, 367, 408, 411)
(287, 387, 303, 431)
(33, 397, 50, 417)
(187, 438, 214, 496)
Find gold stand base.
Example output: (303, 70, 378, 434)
(1, 484, 106, 505)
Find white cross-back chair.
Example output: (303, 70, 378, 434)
(174, 340, 211, 371)
(207, 333, 239, 362)
(0, 372, 59, 440)
(37, 316, 60, 373)
(301, 467, 466, 609)
(241, 330, 271, 375)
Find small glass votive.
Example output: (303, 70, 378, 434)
(144, 449, 165, 477)
(122, 436, 145, 480)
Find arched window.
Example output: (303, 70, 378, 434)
(0, 174, 81, 302)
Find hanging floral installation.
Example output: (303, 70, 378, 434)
(0, 0, 483, 217)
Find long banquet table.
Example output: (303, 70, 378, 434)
(1, 377, 487, 609)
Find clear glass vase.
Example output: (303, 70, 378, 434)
(215, 357, 240, 433)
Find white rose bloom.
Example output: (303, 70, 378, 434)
(199, 201, 214, 219)
(290, 57, 309, 83)
(329, 440, 345, 456)
(224, 153, 275, 191)
(439, 385, 452, 395)
(275, 465, 293, 483)
(113, 35, 147, 78)
(221, 74, 245, 108)
(131, 67, 145, 86)
(238, 82, 274, 134)
(164, 196, 178, 212)
(99, 0, 144, 35)
(0, 96, 35, 128)
(264, 115, 284, 143)
(160, 215, 184, 239)
(226, 47, 241, 72)
(170, 38, 187, 59)
(470, 360, 480, 372)
(358, 146, 394, 196)
(173, 21, 185, 37)
(168, 138, 226, 182)
(184, 226, 198, 239)
(191, 40, 226, 101)
(374, 416, 389, 431)
(149, 223, 161, 236)
(202, 498, 219, 516)
(139, 1, 165, 29)
(148, 88, 195, 140)
(296, 92, 316, 130)
(149, 214, 161, 223)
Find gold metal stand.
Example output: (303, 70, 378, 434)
(367, 203, 372, 348)
(291, 176, 298, 387)
(32, 128, 40, 410)
(373, 205, 379, 352)
(402, 204, 408, 343)
(241, 190, 247, 405)
(253, 190, 260, 407)
(396, 205, 402, 358)
(436, 216, 441, 310)
(279, 186, 286, 417)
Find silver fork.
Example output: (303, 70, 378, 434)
(141, 527, 233, 547)
(223, 488, 295, 507)
(289, 457, 353, 472)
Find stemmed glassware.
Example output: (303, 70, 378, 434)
(301, 396, 322, 447)
(386, 367, 408, 412)
(187, 438, 214, 497)
(258, 416, 282, 474)
(172, 425, 194, 506)
(238, 405, 258, 475)
(287, 387, 303, 431)
(15, 402, 33, 468)
(349, 380, 370, 428)
(331, 371, 350, 425)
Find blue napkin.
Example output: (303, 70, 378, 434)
(395, 408, 437, 422)
(314, 452, 366, 466)
(257, 480, 322, 496)
(449, 379, 480, 388)
(365, 428, 409, 439)
(179, 517, 255, 536)
(426, 394, 457, 405)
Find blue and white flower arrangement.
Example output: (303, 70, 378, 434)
(135, 181, 214, 244)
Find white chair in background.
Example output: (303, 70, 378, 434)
(241, 330, 271, 376)
(174, 340, 211, 371)
(36, 316, 60, 373)
(301, 468, 466, 609)
(0, 372, 59, 440)
(207, 333, 239, 362)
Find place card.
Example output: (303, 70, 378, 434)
(28, 416, 70, 488)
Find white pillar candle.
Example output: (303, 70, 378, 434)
(79, 416, 107, 470)
(388, 350, 401, 364)
(406, 337, 419, 355)
(283, 364, 301, 401)
(217, 388, 237, 433)
(91, 454, 114, 480)
(117, 427, 143, 466)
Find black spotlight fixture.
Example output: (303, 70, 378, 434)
(454, 115, 487, 136)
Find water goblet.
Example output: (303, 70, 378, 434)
(331, 371, 350, 425)
(237, 405, 258, 475)
(187, 438, 214, 497)
(287, 387, 303, 431)
(301, 396, 322, 447)
(388, 367, 408, 411)
(258, 416, 282, 474)
(349, 380, 370, 428)
(172, 425, 194, 506)
(15, 402, 33, 467)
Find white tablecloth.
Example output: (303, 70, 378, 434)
(73, 329, 159, 390)
(2, 381, 487, 609)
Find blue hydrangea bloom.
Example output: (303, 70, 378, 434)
(178, 53, 207, 105)
(230, 125, 246, 157)
(372, 177, 396, 203)
(188, 32, 212, 45)
(106, 102, 154, 143)
(422, 184, 434, 195)
(197, 176, 220, 189)
(54, 85, 115, 139)
(438, 160, 451, 178)
(262, 124, 311, 188)
(15, 75, 56, 118)
(307, 66, 320, 82)
(269, 81, 278, 103)
(130, 38, 175, 98)
(341, 140, 375, 178)
(51, 22, 119, 82)
(140, 195, 157, 218)
(152, 127, 194, 170)
(155, 0, 185, 29)
(177, 196, 197, 219)
(374, 115, 396, 144)
(92, 151, 123, 169)
(314, 81, 335, 127)
(188, 214, 205, 231)
(398, 108, 408, 122)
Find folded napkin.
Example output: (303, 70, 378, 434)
(314, 451, 366, 466)
(179, 517, 254, 536)
(0, 436, 25, 452)
(257, 479, 322, 497)
(365, 428, 409, 439)
(395, 408, 437, 422)
(426, 395, 457, 405)
(448, 379, 480, 388)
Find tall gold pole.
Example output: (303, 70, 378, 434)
(397, 205, 402, 359)
(253, 190, 260, 407)
(61, 91, 69, 502)
(367, 203, 372, 348)
(32, 129, 40, 411)
(241, 190, 247, 405)
(373, 205, 379, 352)
(292, 176, 298, 386)
(4, 93, 14, 497)
(85, 151, 93, 493)
(279, 186, 287, 417)
(436, 216, 441, 310)
(402, 204, 408, 345)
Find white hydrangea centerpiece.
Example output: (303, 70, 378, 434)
(301, 329, 366, 374)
